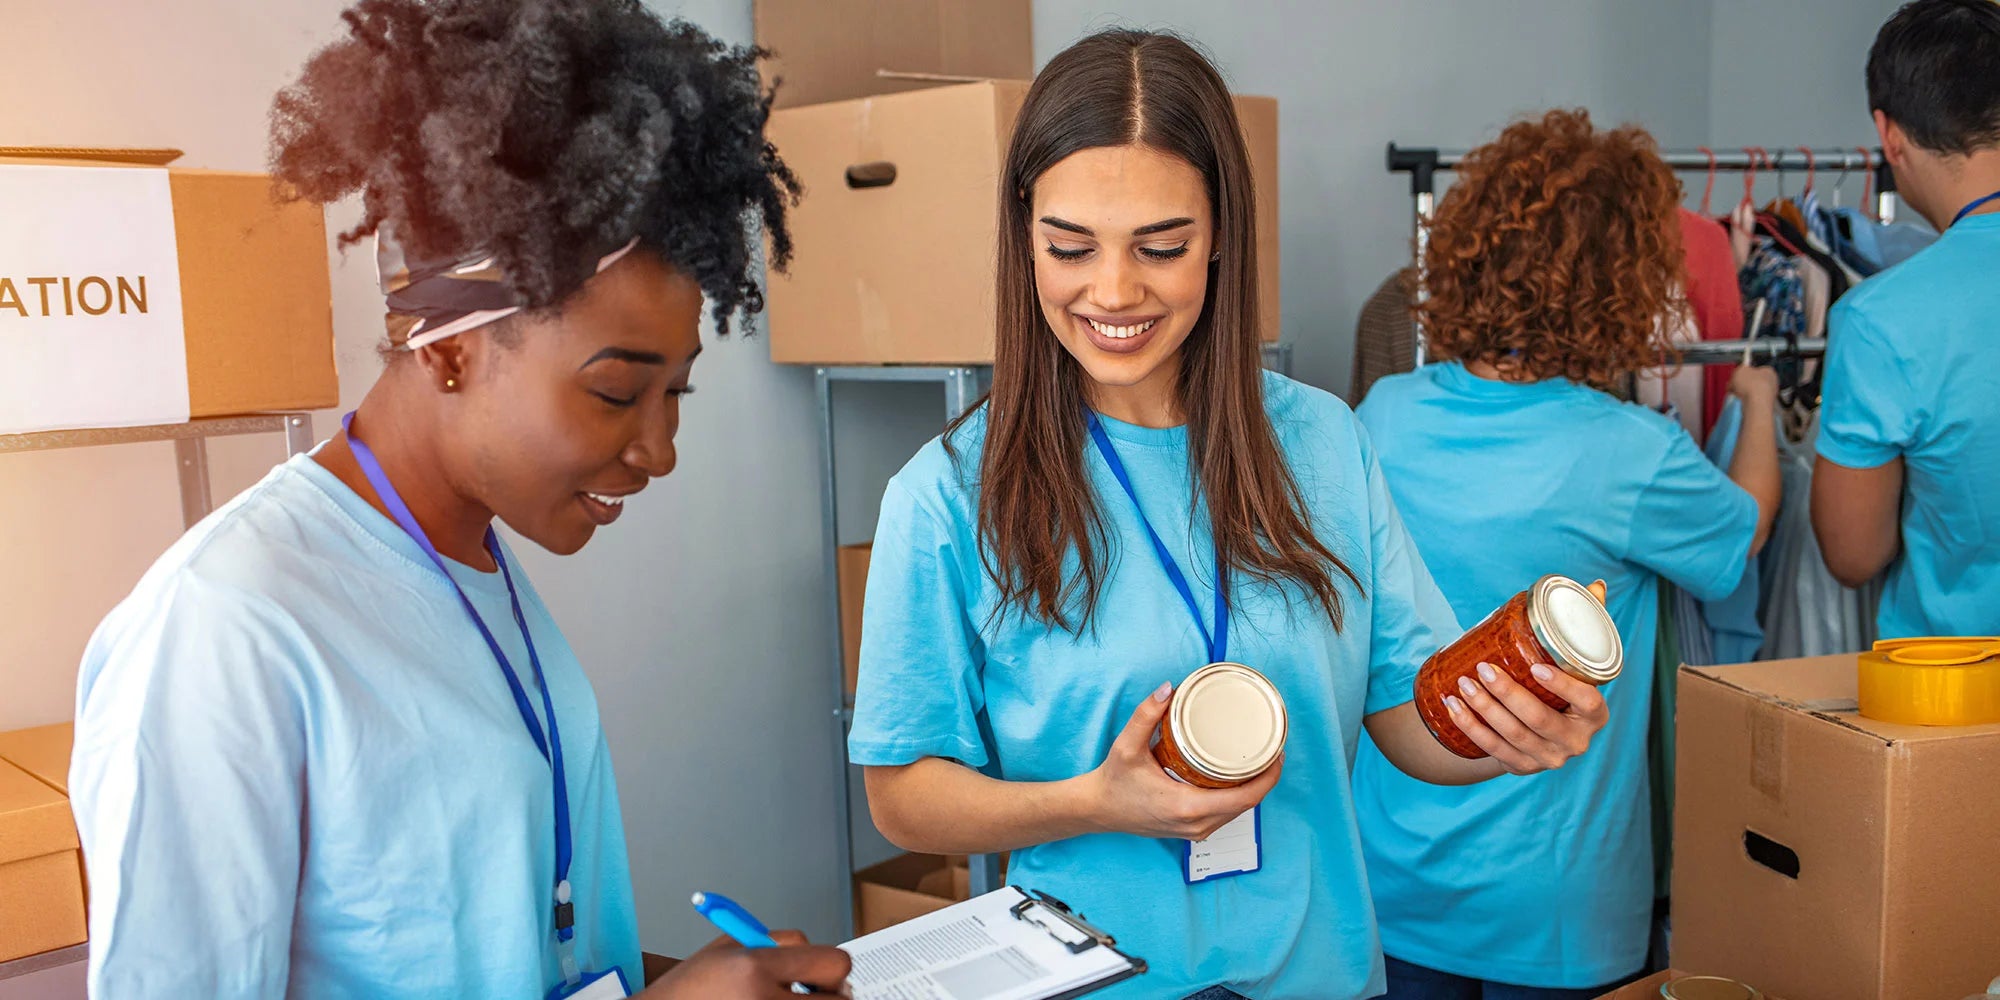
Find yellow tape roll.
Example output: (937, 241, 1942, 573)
(1857, 637, 2000, 726)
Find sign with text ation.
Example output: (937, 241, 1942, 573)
(0, 164, 189, 434)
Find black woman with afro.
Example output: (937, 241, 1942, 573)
(67, 0, 850, 996)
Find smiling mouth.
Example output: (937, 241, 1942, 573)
(1082, 317, 1157, 339)
(578, 491, 634, 526)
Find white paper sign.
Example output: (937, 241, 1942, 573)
(0, 164, 189, 434)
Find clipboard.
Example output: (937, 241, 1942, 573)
(841, 885, 1147, 1000)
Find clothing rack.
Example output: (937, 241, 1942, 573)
(1386, 143, 1900, 367)
(1674, 337, 1827, 367)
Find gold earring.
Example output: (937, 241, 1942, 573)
(445, 378, 458, 390)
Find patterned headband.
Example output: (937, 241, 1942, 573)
(375, 223, 640, 350)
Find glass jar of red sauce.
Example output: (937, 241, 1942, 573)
(1152, 662, 1287, 788)
(1416, 574, 1622, 759)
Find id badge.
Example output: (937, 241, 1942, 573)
(547, 968, 631, 1000)
(1184, 806, 1261, 883)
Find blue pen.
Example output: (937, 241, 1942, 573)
(691, 891, 779, 948)
(691, 892, 825, 995)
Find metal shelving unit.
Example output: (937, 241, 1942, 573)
(0, 413, 318, 529)
(815, 344, 1294, 938)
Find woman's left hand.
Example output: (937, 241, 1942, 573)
(1444, 661, 1609, 774)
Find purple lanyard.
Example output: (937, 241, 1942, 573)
(339, 413, 579, 954)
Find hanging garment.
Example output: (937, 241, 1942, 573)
(1740, 238, 1806, 341)
(1832, 207, 1939, 272)
(1687, 210, 1748, 441)
(1698, 397, 1768, 665)
(1637, 317, 1704, 440)
(1758, 411, 1882, 658)
(1649, 580, 1685, 903)
(1349, 268, 1417, 405)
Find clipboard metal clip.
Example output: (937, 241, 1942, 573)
(1010, 890, 1117, 955)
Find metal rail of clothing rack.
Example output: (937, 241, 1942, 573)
(815, 343, 1294, 939)
(1386, 144, 1900, 368)
(1674, 337, 1827, 366)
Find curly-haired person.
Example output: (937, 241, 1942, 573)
(68, 1, 849, 997)
(1349, 110, 1781, 998)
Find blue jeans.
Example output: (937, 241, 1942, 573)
(1381, 956, 1637, 1000)
(1182, 989, 1249, 1000)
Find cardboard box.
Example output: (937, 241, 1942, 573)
(765, 82, 1281, 364)
(0, 759, 86, 964)
(854, 852, 965, 935)
(755, 0, 1032, 110)
(1672, 656, 2000, 1000)
(0, 149, 336, 433)
(838, 543, 872, 698)
(0, 723, 73, 796)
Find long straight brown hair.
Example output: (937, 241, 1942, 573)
(949, 28, 1360, 635)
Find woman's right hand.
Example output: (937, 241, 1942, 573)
(1729, 362, 1780, 406)
(640, 931, 852, 999)
(1082, 682, 1283, 841)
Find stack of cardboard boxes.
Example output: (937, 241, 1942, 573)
(0, 724, 84, 967)
(753, 0, 1281, 934)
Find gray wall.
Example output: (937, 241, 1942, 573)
(1710, 0, 1906, 165)
(0, 0, 1900, 962)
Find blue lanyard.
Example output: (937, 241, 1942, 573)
(1085, 412, 1228, 663)
(1951, 189, 2000, 228)
(340, 414, 580, 959)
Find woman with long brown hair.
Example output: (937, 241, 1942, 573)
(847, 30, 1609, 1000)
(1350, 111, 1778, 998)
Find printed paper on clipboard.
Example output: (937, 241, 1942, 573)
(840, 886, 1145, 1000)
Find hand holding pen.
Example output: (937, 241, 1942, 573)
(634, 892, 850, 999)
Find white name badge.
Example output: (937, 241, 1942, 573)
(0, 164, 191, 434)
(549, 968, 630, 1000)
(1184, 806, 1261, 883)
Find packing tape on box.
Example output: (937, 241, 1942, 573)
(1857, 638, 2000, 727)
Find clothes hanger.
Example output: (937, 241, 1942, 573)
(1699, 146, 1718, 217)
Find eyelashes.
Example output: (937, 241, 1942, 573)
(1042, 243, 1192, 263)
(593, 386, 696, 409)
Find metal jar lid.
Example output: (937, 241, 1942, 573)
(1527, 574, 1623, 683)
(1660, 976, 1762, 1000)
(1171, 662, 1288, 783)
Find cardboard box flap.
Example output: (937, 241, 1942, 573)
(0, 146, 183, 166)
(1687, 659, 2000, 746)
(0, 760, 77, 866)
(0, 723, 74, 796)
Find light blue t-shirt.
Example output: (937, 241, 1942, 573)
(849, 372, 1460, 1000)
(1352, 362, 1757, 988)
(71, 454, 642, 999)
(1817, 211, 2000, 639)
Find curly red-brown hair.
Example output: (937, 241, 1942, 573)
(1416, 109, 1688, 390)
